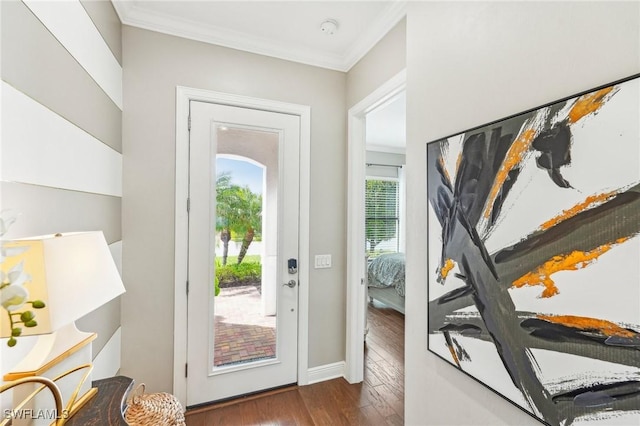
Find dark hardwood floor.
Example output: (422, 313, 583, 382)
(185, 300, 405, 425)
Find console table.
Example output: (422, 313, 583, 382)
(66, 376, 134, 425)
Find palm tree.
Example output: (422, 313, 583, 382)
(216, 172, 236, 266)
(234, 187, 262, 264)
(216, 173, 263, 265)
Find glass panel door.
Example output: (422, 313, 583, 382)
(213, 128, 279, 368)
(187, 100, 300, 405)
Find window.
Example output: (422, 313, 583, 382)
(365, 178, 399, 257)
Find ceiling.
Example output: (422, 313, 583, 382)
(113, 0, 406, 72)
(366, 91, 406, 154)
(113, 0, 407, 152)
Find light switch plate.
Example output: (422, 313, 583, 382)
(314, 254, 332, 269)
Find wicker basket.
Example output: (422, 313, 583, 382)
(124, 383, 186, 426)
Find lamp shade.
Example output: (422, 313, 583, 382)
(0, 231, 124, 338)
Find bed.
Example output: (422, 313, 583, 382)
(367, 252, 405, 314)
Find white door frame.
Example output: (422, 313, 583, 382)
(173, 86, 311, 405)
(345, 70, 406, 383)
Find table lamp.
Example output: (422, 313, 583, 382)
(1, 231, 125, 423)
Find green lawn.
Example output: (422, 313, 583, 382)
(221, 255, 260, 264)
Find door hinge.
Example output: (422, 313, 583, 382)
(185, 363, 188, 378)
(186, 280, 189, 295)
(361, 278, 364, 286)
(188, 114, 191, 131)
(187, 198, 190, 213)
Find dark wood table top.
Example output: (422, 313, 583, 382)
(66, 376, 134, 425)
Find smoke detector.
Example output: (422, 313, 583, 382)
(320, 19, 339, 35)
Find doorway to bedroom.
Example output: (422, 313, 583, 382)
(363, 92, 407, 399)
(364, 91, 406, 315)
(345, 70, 406, 387)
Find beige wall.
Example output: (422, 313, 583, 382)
(404, 1, 640, 424)
(121, 26, 347, 392)
(347, 18, 406, 109)
(366, 151, 405, 179)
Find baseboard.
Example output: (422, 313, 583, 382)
(307, 361, 346, 385)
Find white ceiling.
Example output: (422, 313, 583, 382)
(366, 91, 406, 153)
(113, 0, 407, 151)
(113, 0, 407, 72)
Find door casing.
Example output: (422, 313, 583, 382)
(173, 86, 311, 405)
(345, 70, 406, 383)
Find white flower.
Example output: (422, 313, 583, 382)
(0, 244, 28, 264)
(0, 261, 31, 311)
(1, 284, 29, 312)
(0, 210, 18, 237)
(0, 209, 24, 263)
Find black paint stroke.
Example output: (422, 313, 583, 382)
(552, 381, 640, 407)
(427, 80, 637, 426)
(532, 123, 573, 188)
(455, 205, 499, 280)
(437, 285, 474, 305)
(520, 318, 640, 349)
(439, 323, 482, 336)
(427, 118, 530, 281)
(459, 254, 560, 424)
(605, 335, 640, 347)
(452, 122, 527, 231)
(490, 168, 521, 226)
(452, 336, 472, 362)
(429, 304, 640, 368)
(494, 185, 640, 265)
(442, 330, 461, 368)
(560, 390, 640, 426)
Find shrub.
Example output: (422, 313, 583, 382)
(215, 259, 261, 286)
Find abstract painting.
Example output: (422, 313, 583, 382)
(427, 74, 639, 426)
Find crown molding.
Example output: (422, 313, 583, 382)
(343, 1, 407, 71)
(113, 1, 407, 72)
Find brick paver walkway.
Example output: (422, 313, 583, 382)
(213, 285, 276, 366)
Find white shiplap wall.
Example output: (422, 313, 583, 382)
(1, 0, 123, 379)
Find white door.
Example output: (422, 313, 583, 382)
(186, 101, 300, 405)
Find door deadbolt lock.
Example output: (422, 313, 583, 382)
(283, 279, 297, 288)
(288, 258, 297, 274)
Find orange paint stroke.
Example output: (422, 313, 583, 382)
(483, 129, 537, 220)
(537, 314, 635, 338)
(511, 237, 629, 298)
(539, 191, 617, 230)
(439, 259, 455, 281)
(447, 343, 461, 368)
(438, 156, 452, 186)
(568, 87, 615, 124)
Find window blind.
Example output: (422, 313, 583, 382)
(365, 179, 399, 257)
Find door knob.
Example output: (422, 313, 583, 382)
(283, 280, 297, 288)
